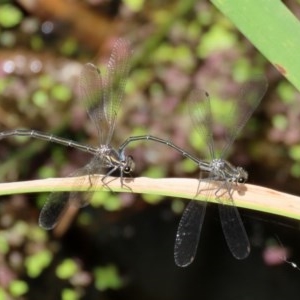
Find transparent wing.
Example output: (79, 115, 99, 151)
(39, 156, 105, 230)
(103, 38, 131, 145)
(218, 197, 250, 259)
(174, 200, 207, 267)
(220, 75, 268, 158)
(68, 155, 109, 207)
(79, 63, 105, 144)
(79, 39, 131, 146)
(188, 89, 215, 159)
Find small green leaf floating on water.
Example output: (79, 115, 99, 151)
(50, 84, 71, 102)
(123, 0, 144, 12)
(9, 280, 29, 297)
(62, 288, 80, 300)
(32, 90, 49, 107)
(94, 265, 123, 291)
(272, 114, 287, 131)
(25, 250, 53, 278)
(0, 4, 23, 28)
(91, 192, 122, 211)
(60, 37, 78, 56)
(0, 235, 9, 254)
(56, 259, 79, 279)
(289, 145, 300, 161)
(290, 163, 300, 178)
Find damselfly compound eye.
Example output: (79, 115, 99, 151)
(124, 166, 131, 174)
(238, 177, 246, 184)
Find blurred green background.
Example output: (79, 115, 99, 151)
(1, 0, 300, 299)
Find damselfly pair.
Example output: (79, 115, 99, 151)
(0, 39, 267, 267)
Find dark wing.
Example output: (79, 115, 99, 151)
(38, 192, 69, 230)
(218, 192, 250, 259)
(174, 200, 207, 267)
(39, 157, 105, 230)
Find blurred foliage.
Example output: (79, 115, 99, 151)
(142, 193, 164, 204)
(61, 288, 80, 300)
(25, 249, 52, 277)
(124, 0, 145, 12)
(0, 4, 23, 28)
(94, 265, 123, 291)
(9, 279, 29, 297)
(90, 192, 123, 211)
(0, 0, 300, 299)
(56, 259, 79, 279)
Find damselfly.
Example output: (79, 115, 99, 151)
(119, 77, 268, 266)
(0, 39, 134, 230)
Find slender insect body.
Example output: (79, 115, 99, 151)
(0, 39, 133, 230)
(120, 76, 268, 267)
(208, 159, 248, 184)
(95, 146, 133, 174)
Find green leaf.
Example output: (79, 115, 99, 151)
(13, 221, 29, 236)
(210, 0, 300, 91)
(180, 157, 198, 173)
(103, 194, 122, 211)
(0, 289, 7, 300)
(0, 78, 10, 94)
(27, 226, 48, 242)
(62, 288, 80, 300)
(77, 211, 92, 226)
(142, 193, 163, 204)
(233, 58, 252, 82)
(289, 145, 300, 161)
(39, 74, 54, 89)
(142, 166, 166, 178)
(0, 4, 23, 28)
(152, 43, 172, 61)
(9, 280, 28, 297)
(56, 259, 79, 279)
(0, 235, 9, 254)
(291, 163, 300, 178)
(94, 265, 123, 291)
(91, 192, 122, 211)
(25, 250, 52, 277)
(0, 31, 16, 47)
(37, 166, 56, 179)
(32, 90, 49, 107)
(171, 199, 185, 214)
(272, 114, 288, 131)
(30, 35, 44, 50)
(277, 81, 296, 104)
(60, 38, 78, 56)
(189, 128, 206, 156)
(123, 0, 144, 12)
(186, 20, 202, 41)
(197, 24, 237, 58)
(50, 84, 71, 102)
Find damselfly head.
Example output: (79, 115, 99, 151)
(236, 167, 248, 184)
(123, 155, 135, 174)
